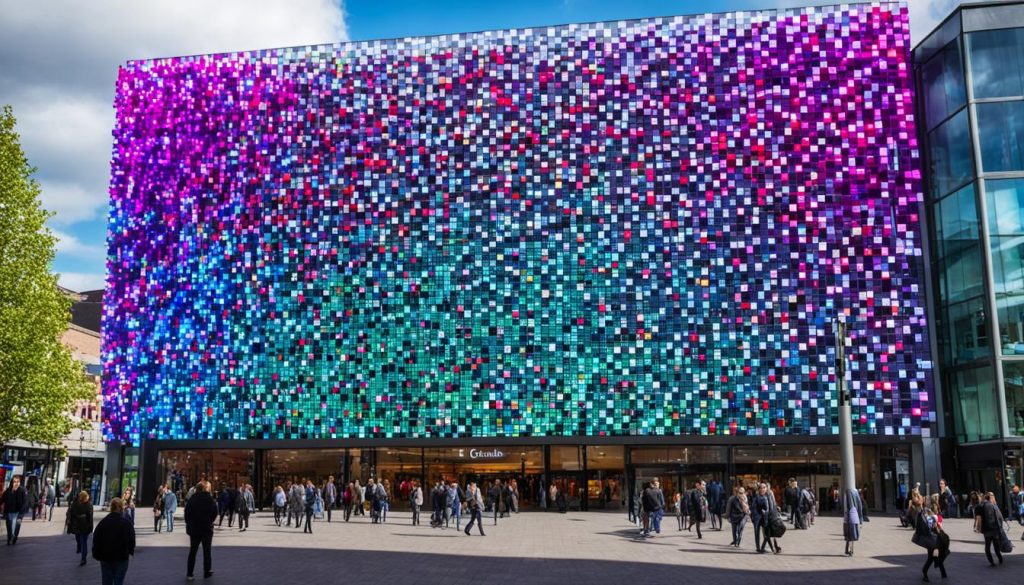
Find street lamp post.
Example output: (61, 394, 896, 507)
(836, 320, 857, 497)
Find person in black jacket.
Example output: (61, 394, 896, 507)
(92, 497, 136, 585)
(185, 481, 218, 580)
(2, 475, 29, 545)
(67, 491, 94, 565)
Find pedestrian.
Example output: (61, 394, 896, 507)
(914, 504, 946, 581)
(707, 479, 724, 530)
(548, 483, 558, 514)
(974, 491, 1005, 567)
(184, 481, 218, 581)
(381, 479, 391, 523)
(273, 485, 286, 526)
(1009, 484, 1022, 526)
(304, 480, 316, 533)
(27, 478, 39, 522)
(673, 491, 683, 531)
(289, 481, 305, 528)
(800, 484, 817, 527)
(791, 480, 807, 529)
(67, 490, 94, 566)
(92, 497, 136, 585)
(237, 484, 254, 532)
(938, 479, 957, 519)
(447, 481, 462, 531)
(2, 475, 29, 545)
(163, 485, 178, 533)
(216, 483, 235, 528)
(726, 485, 750, 548)
(152, 485, 165, 533)
(323, 475, 337, 523)
(463, 481, 485, 536)
(121, 486, 136, 526)
(45, 479, 57, 522)
(410, 481, 423, 526)
(687, 480, 706, 539)
(753, 483, 781, 554)
(646, 478, 666, 537)
(342, 482, 354, 522)
(842, 487, 863, 556)
(784, 478, 798, 523)
(354, 479, 365, 516)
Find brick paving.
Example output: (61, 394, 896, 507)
(2, 509, 1021, 584)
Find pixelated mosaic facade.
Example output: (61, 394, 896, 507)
(104, 2, 933, 444)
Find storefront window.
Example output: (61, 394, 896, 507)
(968, 27, 1024, 99)
(630, 446, 727, 465)
(585, 446, 624, 510)
(158, 449, 254, 502)
(1001, 362, 1024, 436)
(265, 448, 341, 488)
(950, 366, 1001, 442)
(376, 448, 422, 506)
(977, 100, 1024, 173)
(927, 109, 975, 199)
(921, 39, 966, 130)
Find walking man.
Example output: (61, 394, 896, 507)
(163, 485, 178, 533)
(92, 497, 136, 585)
(323, 476, 337, 522)
(463, 481, 486, 536)
(2, 475, 28, 545)
(410, 481, 423, 526)
(237, 484, 254, 532)
(185, 481, 218, 581)
(304, 480, 316, 533)
(687, 480, 706, 539)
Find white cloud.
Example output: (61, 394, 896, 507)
(0, 0, 348, 270)
(57, 272, 106, 293)
(907, 0, 959, 46)
(51, 228, 106, 259)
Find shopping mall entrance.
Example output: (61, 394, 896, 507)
(148, 441, 888, 513)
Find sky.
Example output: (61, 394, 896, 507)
(0, 0, 958, 292)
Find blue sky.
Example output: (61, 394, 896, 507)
(0, 0, 955, 292)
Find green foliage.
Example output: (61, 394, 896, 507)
(0, 104, 94, 446)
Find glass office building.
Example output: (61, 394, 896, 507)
(914, 0, 1024, 504)
(104, 2, 937, 508)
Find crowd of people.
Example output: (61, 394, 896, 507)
(634, 477, 838, 554)
(900, 479, 1024, 581)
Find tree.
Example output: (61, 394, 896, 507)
(0, 104, 93, 446)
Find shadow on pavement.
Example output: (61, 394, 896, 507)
(1, 528, 1021, 585)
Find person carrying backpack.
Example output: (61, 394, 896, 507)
(974, 491, 1004, 567)
(914, 506, 946, 581)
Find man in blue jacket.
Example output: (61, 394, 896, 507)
(163, 485, 178, 533)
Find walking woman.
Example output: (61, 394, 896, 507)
(121, 487, 136, 526)
(410, 481, 423, 526)
(914, 505, 946, 581)
(842, 487, 864, 556)
(153, 486, 165, 533)
(343, 482, 354, 522)
(727, 486, 750, 548)
(753, 483, 780, 554)
(68, 490, 94, 566)
(273, 485, 286, 526)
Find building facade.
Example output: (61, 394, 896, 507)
(104, 2, 937, 509)
(914, 0, 1024, 506)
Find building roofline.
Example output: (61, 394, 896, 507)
(124, 1, 898, 65)
(913, 0, 1024, 53)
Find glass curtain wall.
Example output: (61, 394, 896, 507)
(967, 23, 1024, 438)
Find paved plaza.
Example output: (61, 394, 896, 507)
(2, 509, 1021, 584)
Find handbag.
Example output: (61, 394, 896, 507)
(911, 515, 937, 549)
(998, 526, 1014, 554)
(769, 514, 787, 538)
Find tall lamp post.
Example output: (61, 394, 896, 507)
(836, 320, 857, 497)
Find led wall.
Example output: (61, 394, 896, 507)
(104, 2, 933, 444)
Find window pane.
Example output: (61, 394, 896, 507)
(938, 183, 980, 259)
(927, 109, 975, 198)
(922, 39, 966, 130)
(997, 293, 1024, 355)
(968, 27, 1024, 99)
(940, 244, 985, 303)
(950, 366, 1000, 442)
(977, 100, 1024, 173)
(990, 235, 1024, 294)
(1004, 361, 1024, 436)
(987, 178, 1024, 236)
(940, 297, 990, 364)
